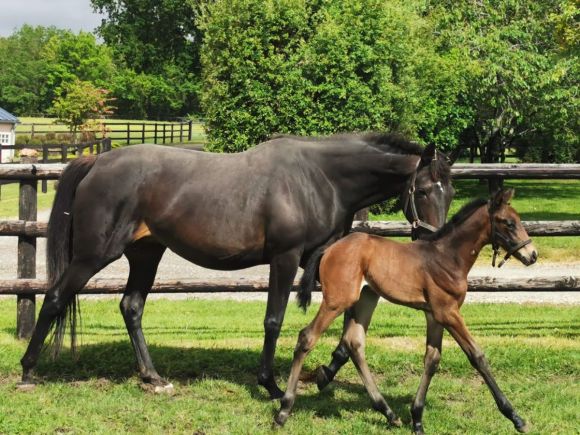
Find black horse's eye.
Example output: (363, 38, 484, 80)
(416, 188, 428, 197)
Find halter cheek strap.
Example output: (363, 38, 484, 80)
(489, 204, 533, 268)
(403, 161, 439, 233)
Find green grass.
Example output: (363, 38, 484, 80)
(0, 182, 56, 220)
(371, 179, 580, 263)
(0, 300, 578, 434)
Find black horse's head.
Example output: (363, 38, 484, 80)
(400, 144, 456, 240)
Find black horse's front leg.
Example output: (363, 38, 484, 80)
(258, 250, 301, 399)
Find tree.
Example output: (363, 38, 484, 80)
(91, 0, 203, 117)
(49, 79, 115, 142)
(199, 0, 469, 152)
(0, 25, 64, 115)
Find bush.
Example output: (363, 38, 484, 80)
(199, 0, 468, 152)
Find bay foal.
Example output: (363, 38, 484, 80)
(276, 189, 538, 433)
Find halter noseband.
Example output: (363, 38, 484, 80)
(489, 203, 532, 268)
(403, 160, 439, 234)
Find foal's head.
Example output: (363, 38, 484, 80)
(489, 189, 538, 266)
(401, 144, 455, 240)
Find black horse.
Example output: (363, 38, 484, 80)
(20, 133, 455, 399)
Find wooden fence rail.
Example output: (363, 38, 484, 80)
(1, 276, 578, 295)
(1, 219, 578, 238)
(0, 162, 579, 339)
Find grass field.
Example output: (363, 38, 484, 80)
(0, 300, 578, 434)
(15, 117, 207, 146)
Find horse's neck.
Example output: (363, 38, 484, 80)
(325, 151, 418, 213)
(440, 207, 491, 275)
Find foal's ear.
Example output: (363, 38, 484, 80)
(446, 146, 462, 165)
(420, 143, 437, 164)
(492, 188, 515, 209)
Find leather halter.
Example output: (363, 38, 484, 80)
(403, 159, 439, 233)
(489, 203, 532, 268)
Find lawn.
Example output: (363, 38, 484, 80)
(0, 300, 578, 434)
(15, 117, 207, 146)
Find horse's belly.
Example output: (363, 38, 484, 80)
(148, 222, 267, 270)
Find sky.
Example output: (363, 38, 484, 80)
(0, 0, 105, 37)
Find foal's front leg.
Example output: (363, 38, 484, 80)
(258, 250, 301, 399)
(441, 309, 529, 433)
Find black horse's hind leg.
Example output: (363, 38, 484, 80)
(258, 250, 301, 399)
(317, 285, 379, 390)
(121, 240, 169, 391)
(20, 258, 102, 384)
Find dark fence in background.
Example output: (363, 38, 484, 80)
(0, 162, 579, 339)
(17, 120, 204, 146)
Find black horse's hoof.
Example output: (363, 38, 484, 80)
(316, 365, 334, 391)
(16, 381, 36, 391)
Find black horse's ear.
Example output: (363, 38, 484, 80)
(446, 146, 462, 165)
(421, 143, 437, 164)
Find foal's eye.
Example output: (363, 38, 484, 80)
(506, 220, 516, 229)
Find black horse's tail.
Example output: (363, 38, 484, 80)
(47, 155, 97, 358)
(297, 247, 325, 312)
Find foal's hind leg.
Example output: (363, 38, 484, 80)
(275, 303, 342, 426)
(20, 258, 104, 384)
(411, 312, 444, 435)
(316, 285, 379, 390)
(343, 295, 402, 427)
(120, 240, 169, 392)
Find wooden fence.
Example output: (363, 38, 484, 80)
(0, 162, 579, 339)
(17, 120, 203, 146)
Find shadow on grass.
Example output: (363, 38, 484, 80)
(30, 341, 416, 425)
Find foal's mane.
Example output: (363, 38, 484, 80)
(423, 198, 488, 241)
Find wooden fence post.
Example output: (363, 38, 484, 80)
(188, 121, 193, 141)
(162, 124, 166, 144)
(17, 151, 38, 339)
(354, 208, 369, 221)
(170, 124, 174, 143)
(141, 123, 146, 143)
(41, 145, 48, 193)
(102, 138, 112, 152)
(179, 122, 183, 142)
(154, 123, 158, 144)
(60, 145, 67, 163)
(126, 123, 131, 145)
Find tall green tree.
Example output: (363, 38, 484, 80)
(0, 25, 64, 115)
(91, 0, 203, 117)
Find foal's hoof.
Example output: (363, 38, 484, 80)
(140, 380, 175, 395)
(274, 411, 289, 427)
(16, 381, 36, 391)
(315, 365, 334, 391)
(412, 421, 425, 435)
(389, 417, 403, 428)
(515, 422, 530, 433)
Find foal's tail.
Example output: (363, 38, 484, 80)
(47, 155, 97, 357)
(297, 247, 325, 312)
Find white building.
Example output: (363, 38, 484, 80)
(0, 107, 19, 163)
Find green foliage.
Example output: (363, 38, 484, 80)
(0, 25, 64, 115)
(200, 0, 470, 152)
(48, 79, 115, 140)
(91, 0, 203, 117)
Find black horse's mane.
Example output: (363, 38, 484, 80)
(270, 132, 450, 182)
(423, 198, 488, 242)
